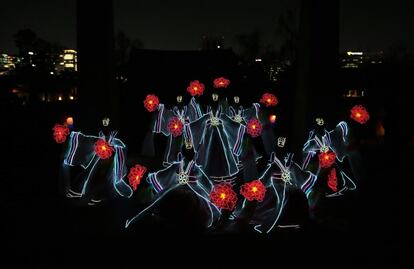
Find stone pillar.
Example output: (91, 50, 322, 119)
(292, 0, 339, 155)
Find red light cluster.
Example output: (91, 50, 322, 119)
(240, 180, 266, 202)
(247, 118, 263, 138)
(187, 80, 205, 96)
(210, 183, 238, 211)
(52, 124, 70, 144)
(95, 139, 114, 159)
(128, 164, 147, 191)
(143, 94, 159, 112)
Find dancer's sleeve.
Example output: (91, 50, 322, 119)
(64, 132, 97, 168)
(188, 114, 208, 151)
(153, 104, 174, 136)
(222, 115, 246, 156)
(111, 139, 133, 198)
(291, 162, 317, 197)
(242, 103, 260, 121)
(146, 163, 179, 193)
(187, 97, 203, 122)
(328, 121, 349, 162)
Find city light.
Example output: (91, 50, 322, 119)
(28, 51, 34, 55)
(58, 96, 63, 101)
(346, 51, 363, 56)
(69, 95, 74, 100)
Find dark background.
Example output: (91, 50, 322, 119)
(1, 0, 414, 53)
(2, 0, 413, 267)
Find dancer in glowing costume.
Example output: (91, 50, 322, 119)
(188, 93, 246, 181)
(141, 86, 203, 160)
(227, 95, 262, 164)
(153, 95, 203, 166)
(226, 96, 261, 126)
(63, 117, 133, 205)
(302, 119, 357, 201)
(125, 153, 220, 229)
(235, 136, 316, 233)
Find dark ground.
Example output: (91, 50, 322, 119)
(2, 100, 411, 268)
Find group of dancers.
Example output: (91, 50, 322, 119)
(54, 77, 369, 233)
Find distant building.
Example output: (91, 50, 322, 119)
(0, 53, 20, 75)
(55, 49, 77, 73)
(340, 51, 383, 68)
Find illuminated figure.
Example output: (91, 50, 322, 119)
(257, 92, 278, 156)
(153, 95, 203, 166)
(236, 137, 315, 233)
(226, 96, 262, 167)
(63, 117, 133, 205)
(125, 153, 220, 229)
(231, 93, 279, 185)
(227, 96, 260, 126)
(141, 93, 203, 163)
(302, 118, 357, 202)
(189, 93, 246, 181)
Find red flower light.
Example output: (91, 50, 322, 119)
(167, 117, 184, 137)
(143, 94, 159, 112)
(247, 118, 263, 137)
(213, 77, 230, 88)
(318, 151, 336, 168)
(260, 93, 278, 107)
(52, 123, 70, 143)
(187, 80, 205, 97)
(210, 183, 238, 211)
(240, 180, 266, 202)
(95, 139, 114, 159)
(128, 164, 147, 191)
(350, 105, 370, 124)
(327, 168, 338, 192)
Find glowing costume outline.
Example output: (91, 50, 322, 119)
(302, 121, 357, 197)
(125, 154, 220, 229)
(63, 131, 133, 201)
(250, 152, 316, 233)
(153, 97, 203, 166)
(188, 104, 246, 178)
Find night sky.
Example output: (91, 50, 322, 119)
(1, 0, 413, 54)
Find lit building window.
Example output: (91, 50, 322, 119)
(55, 49, 77, 73)
(63, 54, 74, 60)
(344, 89, 365, 98)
